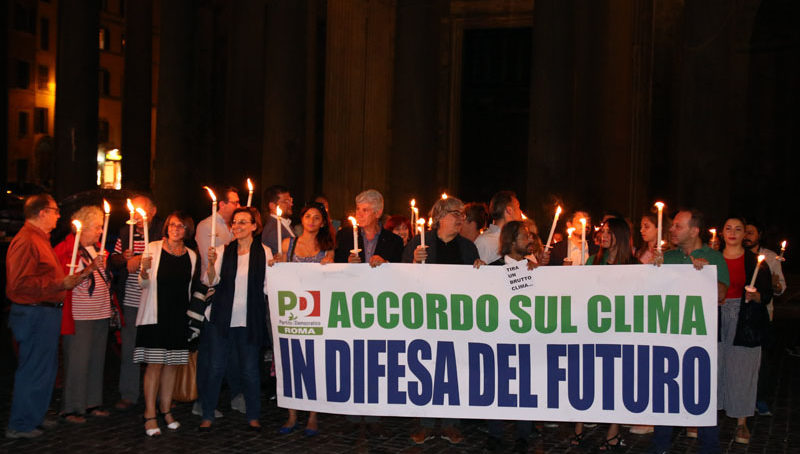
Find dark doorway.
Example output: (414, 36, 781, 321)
(459, 27, 531, 205)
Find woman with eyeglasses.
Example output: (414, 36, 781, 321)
(134, 211, 198, 436)
(200, 207, 273, 432)
(274, 201, 334, 435)
(402, 196, 479, 445)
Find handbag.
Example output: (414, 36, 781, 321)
(173, 351, 198, 402)
(733, 299, 770, 347)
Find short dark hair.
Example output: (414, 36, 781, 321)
(499, 220, 526, 256)
(680, 208, 705, 232)
(488, 191, 517, 221)
(746, 219, 764, 236)
(23, 193, 55, 220)
(162, 211, 196, 241)
(230, 207, 263, 237)
(264, 185, 289, 205)
(219, 186, 239, 203)
(464, 202, 489, 231)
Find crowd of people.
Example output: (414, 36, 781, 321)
(4, 186, 787, 454)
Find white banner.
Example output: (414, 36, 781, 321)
(267, 262, 718, 426)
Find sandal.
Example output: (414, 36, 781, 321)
(144, 416, 161, 437)
(60, 412, 87, 424)
(159, 411, 180, 430)
(87, 406, 110, 417)
(598, 433, 626, 451)
(570, 431, 585, 446)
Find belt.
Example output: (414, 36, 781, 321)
(25, 301, 64, 308)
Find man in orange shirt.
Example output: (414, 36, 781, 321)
(5, 194, 88, 438)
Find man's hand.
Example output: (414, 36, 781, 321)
(473, 259, 486, 269)
(348, 252, 362, 264)
(539, 248, 551, 265)
(689, 256, 708, 270)
(123, 249, 133, 260)
(62, 274, 83, 290)
(413, 246, 428, 264)
(369, 255, 386, 268)
(745, 289, 761, 303)
(772, 274, 784, 294)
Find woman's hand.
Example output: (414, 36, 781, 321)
(413, 245, 428, 264)
(207, 247, 217, 266)
(347, 252, 362, 264)
(320, 255, 334, 265)
(745, 289, 761, 303)
(141, 254, 153, 272)
(126, 254, 142, 273)
(92, 254, 106, 270)
(272, 252, 285, 263)
(526, 259, 539, 271)
(473, 259, 486, 269)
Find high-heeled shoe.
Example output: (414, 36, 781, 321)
(159, 411, 180, 430)
(144, 416, 161, 437)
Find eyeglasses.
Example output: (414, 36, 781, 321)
(168, 223, 186, 230)
(224, 199, 240, 206)
(446, 210, 466, 219)
(43, 206, 60, 215)
(231, 219, 253, 226)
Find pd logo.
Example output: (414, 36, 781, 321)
(278, 290, 321, 318)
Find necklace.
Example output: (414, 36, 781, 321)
(164, 241, 185, 256)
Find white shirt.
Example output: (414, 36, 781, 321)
(566, 238, 588, 265)
(204, 243, 273, 327)
(474, 224, 501, 263)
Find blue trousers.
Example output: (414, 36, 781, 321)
(652, 425, 720, 454)
(201, 323, 261, 422)
(196, 322, 243, 404)
(7, 304, 62, 432)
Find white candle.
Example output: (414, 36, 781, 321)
(567, 227, 575, 239)
(416, 218, 427, 264)
(410, 199, 416, 227)
(99, 199, 110, 257)
(126, 198, 135, 250)
(69, 220, 82, 275)
(544, 206, 562, 250)
(276, 206, 283, 254)
(655, 202, 664, 252)
(746, 254, 766, 291)
(348, 216, 359, 253)
(204, 186, 218, 248)
(779, 240, 787, 260)
(580, 218, 587, 265)
(246, 178, 254, 207)
(136, 208, 149, 253)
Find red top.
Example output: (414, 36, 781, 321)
(724, 254, 745, 299)
(5, 222, 66, 304)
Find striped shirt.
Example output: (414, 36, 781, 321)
(114, 235, 146, 308)
(71, 245, 112, 320)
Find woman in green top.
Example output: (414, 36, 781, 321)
(572, 217, 633, 450)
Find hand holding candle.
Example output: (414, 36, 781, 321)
(545, 206, 562, 250)
(410, 199, 417, 227)
(416, 218, 427, 263)
(99, 199, 110, 257)
(204, 186, 218, 248)
(745, 254, 766, 294)
(777, 240, 787, 261)
(69, 220, 83, 275)
(654, 202, 664, 252)
(246, 178, 254, 207)
(136, 208, 150, 254)
(579, 218, 587, 265)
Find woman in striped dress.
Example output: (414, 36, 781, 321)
(134, 212, 198, 436)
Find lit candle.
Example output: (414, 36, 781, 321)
(246, 178, 254, 207)
(412, 207, 419, 233)
(521, 212, 528, 220)
(709, 228, 717, 244)
(428, 217, 433, 230)
(348, 216, 360, 254)
(410, 199, 416, 227)
(136, 208, 149, 254)
(69, 220, 82, 275)
(746, 254, 766, 292)
(655, 201, 664, 252)
(99, 199, 110, 257)
(204, 186, 217, 248)
(567, 227, 575, 239)
(417, 218, 427, 263)
(126, 198, 135, 250)
(544, 206, 562, 250)
(276, 206, 283, 255)
(778, 240, 787, 260)
(441, 193, 448, 200)
(580, 218, 587, 265)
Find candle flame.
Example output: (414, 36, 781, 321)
(428, 217, 433, 227)
(247, 178, 253, 191)
(416, 218, 426, 226)
(556, 206, 562, 215)
(567, 227, 575, 238)
(72, 220, 82, 231)
(410, 199, 416, 207)
(135, 208, 147, 219)
(521, 212, 527, 220)
(782, 240, 787, 248)
(441, 193, 448, 199)
(757, 254, 766, 264)
(103, 199, 110, 214)
(594, 226, 600, 232)
(660, 240, 666, 246)
(412, 207, 419, 215)
(126, 198, 134, 213)
(203, 186, 217, 202)
(654, 201, 665, 210)
(709, 228, 716, 234)
(579, 218, 586, 226)
(276, 206, 283, 217)
(348, 216, 358, 227)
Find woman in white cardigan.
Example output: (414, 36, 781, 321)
(134, 212, 198, 437)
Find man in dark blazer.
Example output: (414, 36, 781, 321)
(260, 185, 294, 255)
(334, 189, 404, 265)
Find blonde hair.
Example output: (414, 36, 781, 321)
(71, 205, 104, 232)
